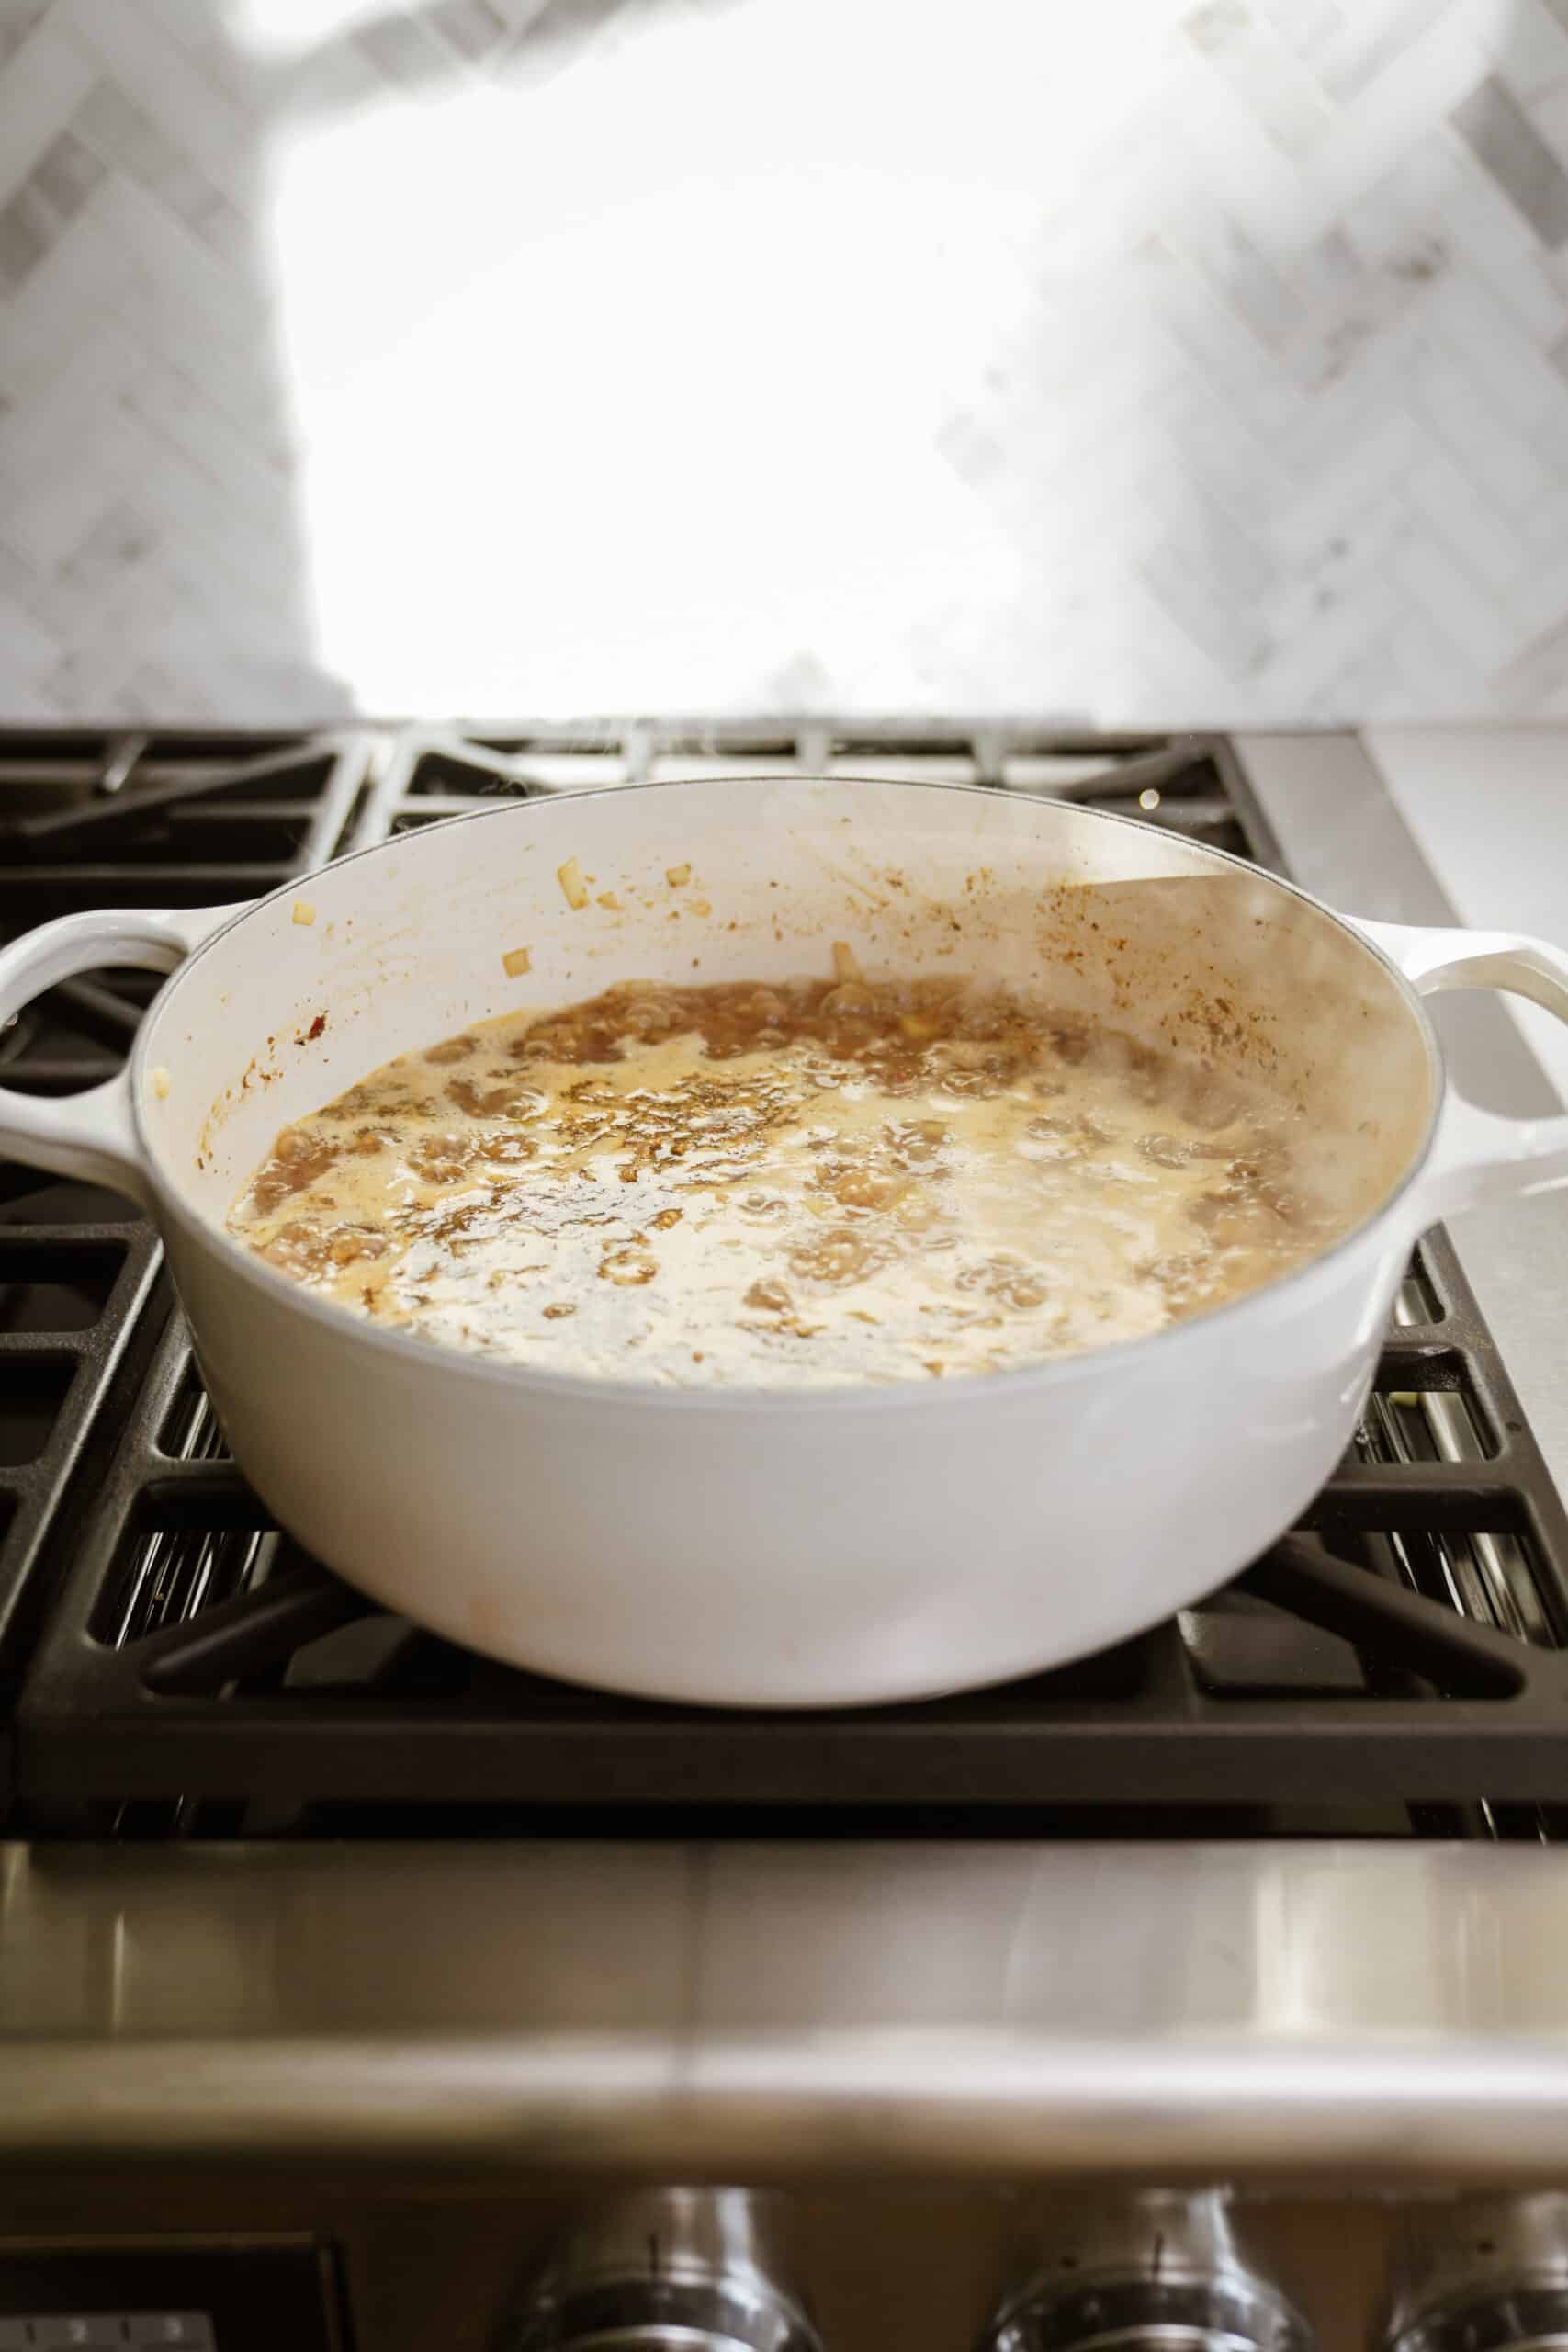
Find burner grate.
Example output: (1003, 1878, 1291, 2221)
(0, 728, 378, 1802)
(337, 722, 1261, 870)
(1, 721, 1565, 1838)
(0, 1200, 161, 1772)
(0, 730, 372, 923)
(15, 1227, 1568, 1831)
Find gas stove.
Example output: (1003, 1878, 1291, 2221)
(2, 722, 1568, 2352)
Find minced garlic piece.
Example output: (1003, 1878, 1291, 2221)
(597, 891, 622, 911)
(292, 899, 317, 926)
(832, 940, 863, 982)
(502, 945, 532, 978)
(688, 898, 712, 917)
(665, 863, 691, 888)
(558, 857, 589, 910)
(150, 1066, 172, 1100)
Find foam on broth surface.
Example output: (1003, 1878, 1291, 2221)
(227, 971, 1351, 1388)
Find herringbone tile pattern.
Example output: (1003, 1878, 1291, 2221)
(5, 0, 1568, 720)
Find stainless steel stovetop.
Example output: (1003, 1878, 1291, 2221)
(1, 722, 1567, 2352)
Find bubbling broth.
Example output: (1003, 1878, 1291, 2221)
(228, 970, 1356, 1389)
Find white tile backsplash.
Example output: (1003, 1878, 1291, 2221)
(6, 0, 1568, 720)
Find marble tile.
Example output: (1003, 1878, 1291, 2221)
(1389, 531, 1519, 668)
(0, 587, 61, 682)
(1498, 0, 1568, 100)
(59, 0, 258, 204)
(0, 2, 49, 71)
(0, 15, 94, 209)
(74, 78, 237, 254)
(1494, 611, 1568, 708)
(354, 6, 478, 90)
(1504, 538, 1568, 639)
(6, 0, 1568, 721)
(1184, 0, 1336, 158)
(1451, 71, 1568, 245)
(1411, 338, 1556, 514)
(1495, 0, 1568, 109)
(1406, 442, 1527, 594)
(1391, 606, 1472, 707)
(1316, 0, 1467, 103)
(423, 0, 513, 60)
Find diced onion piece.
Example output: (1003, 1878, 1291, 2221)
(291, 899, 317, 926)
(502, 945, 532, 978)
(665, 862, 691, 888)
(150, 1066, 172, 1100)
(596, 890, 622, 911)
(832, 940, 863, 982)
(558, 857, 589, 910)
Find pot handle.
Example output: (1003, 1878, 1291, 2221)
(0, 902, 243, 1210)
(1354, 916, 1568, 1220)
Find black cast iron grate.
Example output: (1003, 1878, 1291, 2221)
(0, 733, 387, 1797)
(1, 722, 1566, 1838)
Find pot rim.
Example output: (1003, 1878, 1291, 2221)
(131, 775, 1446, 1417)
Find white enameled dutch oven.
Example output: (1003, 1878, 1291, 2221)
(0, 778, 1564, 1708)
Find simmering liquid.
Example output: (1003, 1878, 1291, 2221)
(228, 974, 1346, 1388)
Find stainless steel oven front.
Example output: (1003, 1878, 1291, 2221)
(6, 1840, 1568, 2352)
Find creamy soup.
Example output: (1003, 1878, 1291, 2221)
(228, 971, 1349, 1389)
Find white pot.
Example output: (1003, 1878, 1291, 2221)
(0, 779, 1563, 1708)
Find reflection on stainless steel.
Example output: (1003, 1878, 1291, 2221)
(6, 1842, 1568, 2177)
(1386, 2196, 1568, 2352)
(987, 2192, 1312, 2352)
(509, 2189, 820, 2352)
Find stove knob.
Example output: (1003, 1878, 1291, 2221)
(1386, 2195, 1568, 2352)
(505, 2188, 822, 2352)
(984, 2192, 1313, 2352)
